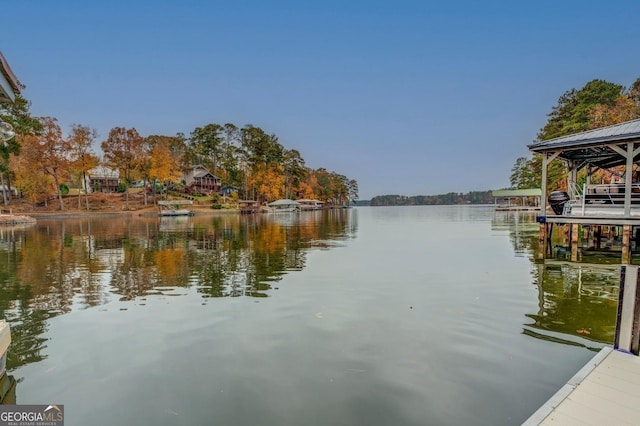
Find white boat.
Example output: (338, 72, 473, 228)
(0, 320, 10, 378)
(267, 199, 300, 213)
(297, 199, 324, 211)
(158, 200, 194, 216)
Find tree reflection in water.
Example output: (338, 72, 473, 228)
(0, 209, 356, 370)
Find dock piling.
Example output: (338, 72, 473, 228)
(614, 265, 640, 355)
(570, 223, 579, 262)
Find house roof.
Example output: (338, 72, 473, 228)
(88, 166, 119, 178)
(193, 170, 220, 179)
(0, 52, 21, 103)
(268, 199, 299, 206)
(187, 164, 220, 179)
(528, 119, 640, 169)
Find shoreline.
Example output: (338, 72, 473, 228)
(3, 207, 243, 220)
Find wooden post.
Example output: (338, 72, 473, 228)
(615, 265, 640, 355)
(538, 223, 547, 259)
(625, 143, 635, 217)
(584, 226, 591, 250)
(571, 223, 579, 262)
(622, 225, 632, 264)
(540, 154, 548, 215)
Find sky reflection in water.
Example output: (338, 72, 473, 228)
(0, 207, 620, 425)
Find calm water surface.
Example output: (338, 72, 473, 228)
(0, 206, 619, 425)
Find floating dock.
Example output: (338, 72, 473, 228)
(525, 264, 640, 424)
(0, 320, 14, 405)
(0, 213, 35, 225)
(523, 347, 640, 425)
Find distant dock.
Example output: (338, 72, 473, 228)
(0, 212, 35, 225)
(492, 189, 541, 212)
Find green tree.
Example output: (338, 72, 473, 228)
(348, 179, 359, 204)
(0, 94, 41, 137)
(219, 123, 242, 188)
(539, 79, 624, 140)
(283, 149, 306, 199)
(512, 79, 626, 194)
(0, 95, 41, 205)
(241, 125, 286, 200)
(189, 124, 224, 175)
(629, 78, 640, 104)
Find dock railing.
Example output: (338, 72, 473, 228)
(563, 183, 640, 216)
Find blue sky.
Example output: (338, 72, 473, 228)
(3, 0, 640, 199)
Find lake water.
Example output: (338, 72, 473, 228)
(0, 206, 619, 425)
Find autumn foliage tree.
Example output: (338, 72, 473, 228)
(101, 127, 145, 207)
(510, 77, 640, 192)
(149, 136, 182, 199)
(68, 124, 99, 210)
(11, 151, 52, 205)
(249, 164, 286, 202)
(29, 117, 70, 209)
(2, 105, 358, 208)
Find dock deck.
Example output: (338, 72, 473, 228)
(524, 347, 640, 425)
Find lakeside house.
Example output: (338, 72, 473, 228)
(86, 166, 120, 193)
(221, 185, 241, 197)
(183, 164, 221, 195)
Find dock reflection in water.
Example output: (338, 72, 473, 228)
(525, 262, 619, 349)
(0, 373, 16, 404)
(493, 210, 619, 348)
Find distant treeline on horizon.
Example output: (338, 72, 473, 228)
(367, 191, 493, 206)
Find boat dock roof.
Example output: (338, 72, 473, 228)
(158, 200, 193, 206)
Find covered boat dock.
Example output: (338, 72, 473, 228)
(529, 119, 640, 263)
(492, 188, 541, 211)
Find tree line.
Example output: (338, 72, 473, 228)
(510, 78, 640, 192)
(370, 191, 493, 206)
(0, 97, 358, 210)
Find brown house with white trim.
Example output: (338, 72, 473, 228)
(86, 166, 120, 193)
(183, 165, 221, 194)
